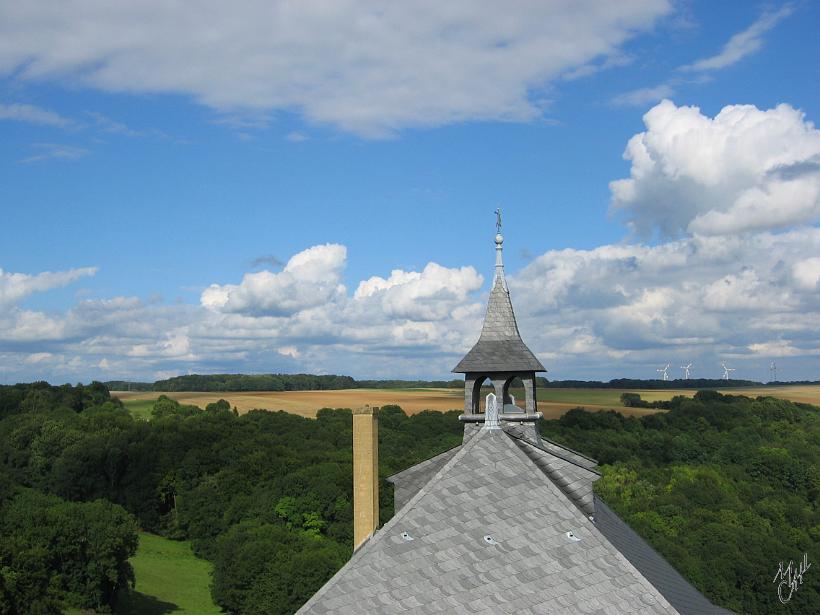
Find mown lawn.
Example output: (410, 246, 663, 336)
(535, 388, 631, 406)
(116, 532, 221, 615)
(65, 532, 222, 615)
(123, 398, 157, 420)
(66, 532, 220, 614)
(505, 387, 648, 407)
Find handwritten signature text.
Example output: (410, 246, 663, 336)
(772, 553, 811, 604)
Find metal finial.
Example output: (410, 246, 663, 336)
(493, 209, 506, 288)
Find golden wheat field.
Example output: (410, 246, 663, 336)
(112, 385, 820, 420)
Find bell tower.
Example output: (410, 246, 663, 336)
(453, 210, 545, 429)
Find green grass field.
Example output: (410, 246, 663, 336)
(63, 532, 220, 614)
(118, 385, 820, 421)
(534, 388, 631, 406)
(116, 532, 221, 615)
(123, 398, 155, 420)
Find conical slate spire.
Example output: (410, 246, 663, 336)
(453, 215, 545, 373)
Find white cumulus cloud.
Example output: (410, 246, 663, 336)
(610, 99, 820, 237)
(201, 244, 347, 316)
(355, 263, 482, 321)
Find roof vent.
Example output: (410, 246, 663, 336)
(400, 531, 414, 542)
(483, 535, 499, 545)
(566, 530, 581, 542)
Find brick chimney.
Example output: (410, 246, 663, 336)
(352, 405, 379, 550)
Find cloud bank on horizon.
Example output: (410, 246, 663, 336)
(0, 1, 817, 383)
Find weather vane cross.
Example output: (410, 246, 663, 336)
(495, 208, 502, 234)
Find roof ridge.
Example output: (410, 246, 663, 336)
(523, 434, 601, 475)
(511, 436, 598, 517)
(499, 423, 600, 472)
(385, 444, 462, 482)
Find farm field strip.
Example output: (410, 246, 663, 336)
(115, 385, 820, 420)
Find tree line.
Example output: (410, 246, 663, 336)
(104, 374, 465, 392)
(102, 373, 790, 393)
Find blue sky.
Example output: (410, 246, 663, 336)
(1, 1, 818, 383)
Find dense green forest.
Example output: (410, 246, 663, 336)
(540, 391, 819, 613)
(0, 382, 462, 614)
(104, 373, 781, 393)
(1, 382, 817, 613)
(104, 374, 464, 392)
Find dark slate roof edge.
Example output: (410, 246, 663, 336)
(593, 495, 737, 615)
(386, 444, 462, 483)
(512, 437, 598, 517)
(451, 340, 547, 373)
(537, 439, 601, 476)
(295, 430, 485, 614)
(541, 436, 601, 468)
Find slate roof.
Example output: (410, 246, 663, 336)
(297, 426, 680, 615)
(376, 423, 734, 615)
(593, 497, 735, 615)
(405, 423, 601, 519)
(387, 446, 461, 512)
(453, 276, 546, 373)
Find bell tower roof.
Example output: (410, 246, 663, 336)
(452, 212, 545, 373)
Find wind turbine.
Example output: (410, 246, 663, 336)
(770, 361, 777, 382)
(721, 362, 735, 381)
(657, 363, 670, 381)
(681, 363, 692, 379)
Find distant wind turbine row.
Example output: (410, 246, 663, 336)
(652, 362, 743, 380)
(650, 361, 785, 382)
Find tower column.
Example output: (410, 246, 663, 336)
(493, 379, 505, 413)
(463, 374, 478, 415)
(522, 373, 536, 414)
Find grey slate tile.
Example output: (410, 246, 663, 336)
(453, 277, 545, 373)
